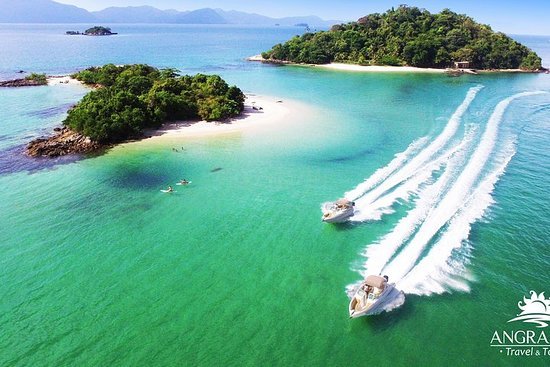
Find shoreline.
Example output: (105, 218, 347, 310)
(47, 75, 84, 86)
(0, 75, 84, 88)
(248, 55, 546, 74)
(26, 71, 298, 156)
(248, 55, 445, 73)
(317, 63, 445, 73)
(140, 94, 292, 141)
(27, 93, 295, 156)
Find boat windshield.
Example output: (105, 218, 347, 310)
(368, 293, 376, 300)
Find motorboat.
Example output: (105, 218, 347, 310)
(348, 275, 403, 318)
(321, 198, 355, 223)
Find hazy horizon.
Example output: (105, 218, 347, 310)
(52, 0, 550, 35)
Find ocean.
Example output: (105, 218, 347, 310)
(0, 24, 549, 366)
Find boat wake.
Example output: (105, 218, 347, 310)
(346, 85, 483, 221)
(342, 88, 548, 298)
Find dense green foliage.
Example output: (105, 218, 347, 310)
(65, 64, 245, 143)
(262, 6, 542, 70)
(25, 73, 47, 85)
(84, 26, 115, 35)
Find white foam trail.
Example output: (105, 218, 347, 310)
(383, 91, 546, 282)
(398, 141, 516, 295)
(359, 127, 476, 275)
(344, 137, 428, 200)
(351, 131, 475, 222)
(349, 86, 484, 218)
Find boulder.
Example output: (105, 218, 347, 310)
(26, 127, 102, 157)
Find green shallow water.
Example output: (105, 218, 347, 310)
(1, 25, 550, 366)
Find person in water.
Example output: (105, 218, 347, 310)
(167, 186, 174, 192)
(179, 179, 189, 185)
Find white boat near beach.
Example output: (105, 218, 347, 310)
(321, 198, 355, 223)
(348, 275, 404, 318)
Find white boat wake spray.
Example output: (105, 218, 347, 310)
(344, 90, 548, 313)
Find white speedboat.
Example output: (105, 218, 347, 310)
(321, 198, 355, 223)
(348, 275, 403, 318)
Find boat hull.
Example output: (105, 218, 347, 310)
(322, 209, 354, 223)
(348, 283, 405, 318)
(321, 201, 354, 223)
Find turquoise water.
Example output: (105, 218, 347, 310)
(1, 25, 550, 366)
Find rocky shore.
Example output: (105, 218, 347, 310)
(0, 78, 46, 87)
(26, 127, 102, 157)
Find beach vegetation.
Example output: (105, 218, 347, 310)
(24, 73, 47, 85)
(262, 6, 542, 70)
(65, 64, 245, 143)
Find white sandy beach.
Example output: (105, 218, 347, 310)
(143, 94, 293, 141)
(248, 55, 445, 73)
(47, 75, 83, 86)
(317, 63, 446, 73)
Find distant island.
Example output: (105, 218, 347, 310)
(261, 6, 543, 71)
(66, 26, 117, 36)
(26, 64, 245, 157)
(0, 73, 48, 87)
(0, 0, 338, 27)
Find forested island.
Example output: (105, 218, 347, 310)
(261, 6, 542, 71)
(27, 64, 245, 157)
(66, 26, 117, 36)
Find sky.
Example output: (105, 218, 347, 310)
(54, 0, 550, 35)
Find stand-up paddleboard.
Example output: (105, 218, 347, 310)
(160, 189, 176, 193)
(176, 181, 192, 186)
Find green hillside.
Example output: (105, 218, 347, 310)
(262, 5, 542, 70)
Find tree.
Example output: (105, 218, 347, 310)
(261, 5, 541, 70)
(520, 52, 542, 70)
(66, 64, 246, 143)
(25, 73, 47, 85)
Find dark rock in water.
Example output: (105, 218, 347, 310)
(0, 78, 45, 87)
(26, 127, 102, 157)
(210, 167, 223, 172)
(18, 70, 25, 73)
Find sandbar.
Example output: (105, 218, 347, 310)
(142, 94, 294, 141)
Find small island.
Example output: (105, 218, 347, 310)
(261, 6, 543, 71)
(0, 73, 48, 87)
(26, 64, 246, 157)
(66, 26, 118, 36)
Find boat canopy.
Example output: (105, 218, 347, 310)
(365, 275, 386, 288)
(336, 199, 351, 205)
